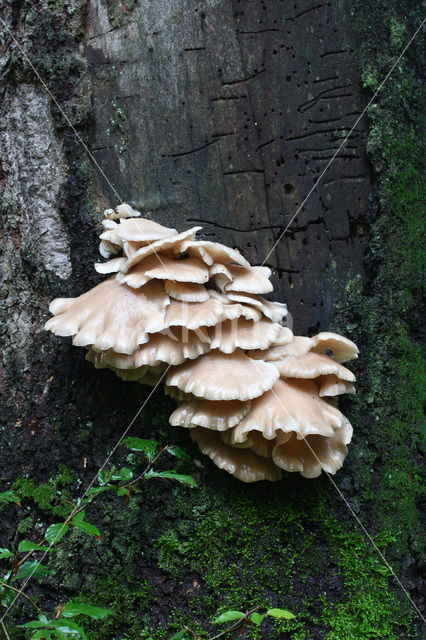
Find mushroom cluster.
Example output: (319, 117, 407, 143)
(45, 204, 358, 482)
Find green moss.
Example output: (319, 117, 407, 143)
(318, 502, 412, 639)
(12, 465, 75, 519)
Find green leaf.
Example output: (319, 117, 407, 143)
(84, 485, 113, 500)
(45, 523, 69, 546)
(169, 631, 189, 640)
(214, 610, 245, 624)
(52, 619, 88, 638)
(145, 470, 197, 488)
(0, 548, 13, 559)
(72, 519, 102, 540)
(0, 490, 20, 505)
(62, 602, 112, 620)
(123, 437, 158, 459)
(97, 469, 113, 486)
(18, 540, 49, 553)
(116, 487, 130, 497)
(16, 561, 52, 580)
(266, 608, 295, 620)
(166, 445, 191, 461)
(111, 467, 133, 482)
(71, 510, 85, 522)
(19, 615, 49, 628)
(250, 612, 265, 626)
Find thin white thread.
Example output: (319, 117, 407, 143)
(248, 357, 425, 623)
(1, 362, 174, 622)
(259, 17, 426, 268)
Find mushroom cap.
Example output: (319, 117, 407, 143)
(99, 239, 122, 259)
(227, 292, 287, 323)
(272, 417, 353, 478)
(232, 378, 344, 442)
(209, 318, 280, 353)
(164, 280, 210, 302)
(45, 278, 169, 354)
(114, 203, 142, 219)
(122, 227, 202, 271)
(317, 374, 356, 397)
(99, 229, 123, 251)
(117, 255, 209, 288)
(271, 325, 294, 346)
(100, 327, 210, 368)
(310, 332, 359, 362)
(209, 263, 233, 286)
(116, 217, 177, 242)
(190, 427, 283, 482)
(169, 397, 251, 430)
(249, 336, 311, 361)
(165, 298, 224, 330)
(48, 298, 75, 315)
(86, 348, 148, 382)
(95, 257, 127, 274)
(177, 240, 251, 268)
(207, 290, 262, 322)
(166, 348, 279, 401)
(222, 265, 273, 294)
(221, 429, 275, 458)
(164, 385, 193, 402)
(275, 352, 356, 382)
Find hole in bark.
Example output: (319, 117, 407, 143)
(283, 183, 295, 194)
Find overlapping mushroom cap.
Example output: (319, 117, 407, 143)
(45, 203, 358, 482)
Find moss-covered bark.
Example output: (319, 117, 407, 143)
(0, 1, 424, 639)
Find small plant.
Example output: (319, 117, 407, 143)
(0, 439, 197, 639)
(170, 604, 296, 639)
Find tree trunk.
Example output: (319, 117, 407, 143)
(0, 1, 423, 638)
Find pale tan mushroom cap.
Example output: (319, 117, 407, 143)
(208, 290, 262, 322)
(45, 278, 169, 354)
(275, 352, 356, 382)
(95, 257, 127, 274)
(99, 239, 122, 259)
(221, 429, 275, 459)
(310, 332, 359, 362)
(117, 255, 209, 288)
(177, 240, 251, 268)
(223, 265, 273, 294)
(113, 203, 142, 219)
(232, 378, 344, 442)
(164, 281, 209, 302)
(165, 298, 224, 330)
(100, 327, 210, 368)
(169, 397, 251, 430)
(249, 336, 312, 361)
(86, 348, 148, 382)
(318, 374, 356, 397)
(190, 427, 283, 482)
(209, 318, 280, 353)
(272, 417, 353, 478)
(122, 227, 202, 271)
(48, 298, 75, 315)
(116, 217, 177, 242)
(227, 292, 287, 323)
(166, 349, 279, 401)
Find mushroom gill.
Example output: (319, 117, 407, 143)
(45, 204, 358, 482)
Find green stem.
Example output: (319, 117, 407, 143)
(0, 581, 41, 612)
